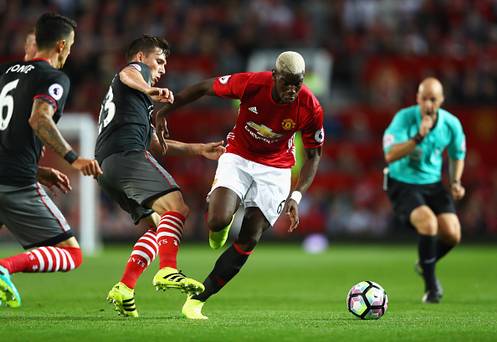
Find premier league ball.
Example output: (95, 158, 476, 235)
(347, 281, 388, 320)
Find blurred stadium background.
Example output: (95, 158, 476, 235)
(1, 0, 497, 248)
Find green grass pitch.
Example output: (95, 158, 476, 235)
(0, 244, 496, 341)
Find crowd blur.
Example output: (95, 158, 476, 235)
(1, 0, 496, 242)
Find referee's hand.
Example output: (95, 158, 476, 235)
(451, 182, 465, 200)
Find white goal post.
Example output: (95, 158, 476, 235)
(58, 113, 100, 255)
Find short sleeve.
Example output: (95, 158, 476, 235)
(128, 62, 152, 85)
(212, 73, 252, 99)
(33, 72, 70, 114)
(301, 104, 325, 149)
(448, 117, 466, 160)
(383, 110, 409, 153)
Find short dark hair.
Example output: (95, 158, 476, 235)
(35, 13, 76, 50)
(126, 35, 170, 61)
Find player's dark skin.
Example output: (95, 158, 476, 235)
(156, 70, 321, 251)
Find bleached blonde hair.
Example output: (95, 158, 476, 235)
(275, 51, 305, 74)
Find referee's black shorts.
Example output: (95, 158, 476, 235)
(385, 177, 456, 226)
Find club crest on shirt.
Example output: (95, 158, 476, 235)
(282, 118, 296, 130)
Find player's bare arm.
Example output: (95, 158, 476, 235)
(385, 115, 434, 163)
(29, 99, 102, 176)
(155, 78, 215, 150)
(286, 146, 322, 232)
(29, 99, 72, 156)
(119, 66, 173, 103)
(37, 166, 72, 194)
(164, 139, 225, 160)
(449, 158, 465, 200)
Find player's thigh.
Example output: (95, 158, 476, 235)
(99, 151, 180, 220)
(246, 163, 291, 226)
(55, 236, 79, 248)
(208, 187, 241, 226)
(0, 183, 74, 249)
(425, 183, 456, 216)
(149, 190, 189, 216)
(386, 177, 428, 229)
(436, 213, 461, 245)
(209, 153, 253, 205)
(208, 153, 253, 220)
(237, 207, 271, 250)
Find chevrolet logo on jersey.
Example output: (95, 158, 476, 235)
(245, 121, 283, 143)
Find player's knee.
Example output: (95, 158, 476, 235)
(158, 202, 189, 218)
(411, 207, 437, 235)
(207, 214, 232, 232)
(446, 228, 461, 246)
(173, 202, 190, 218)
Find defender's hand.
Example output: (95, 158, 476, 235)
(156, 114, 170, 152)
(72, 158, 103, 177)
(147, 88, 174, 103)
(200, 141, 226, 160)
(37, 167, 71, 194)
(285, 199, 300, 232)
(451, 182, 465, 200)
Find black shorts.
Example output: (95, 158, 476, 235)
(97, 150, 180, 224)
(386, 177, 456, 225)
(0, 183, 74, 249)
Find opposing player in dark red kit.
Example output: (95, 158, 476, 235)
(156, 51, 324, 319)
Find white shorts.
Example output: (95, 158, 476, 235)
(209, 153, 291, 226)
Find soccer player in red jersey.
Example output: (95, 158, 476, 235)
(156, 51, 324, 319)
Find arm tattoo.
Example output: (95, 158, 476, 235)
(30, 99, 72, 157)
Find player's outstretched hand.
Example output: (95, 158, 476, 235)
(72, 158, 103, 177)
(200, 141, 226, 160)
(37, 167, 72, 194)
(147, 88, 174, 104)
(156, 113, 170, 152)
(451, 182, 465, 200)
(285, 199, 300, 232)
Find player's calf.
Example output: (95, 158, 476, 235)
(0, 246, 82, 273)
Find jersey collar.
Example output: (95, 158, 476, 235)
(28, 58, 50, 63)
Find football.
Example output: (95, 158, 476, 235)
(347, 281, 388, 320)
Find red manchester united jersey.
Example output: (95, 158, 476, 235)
(213, 72, 324, 168)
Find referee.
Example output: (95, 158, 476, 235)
(383, 77, 466, 303)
